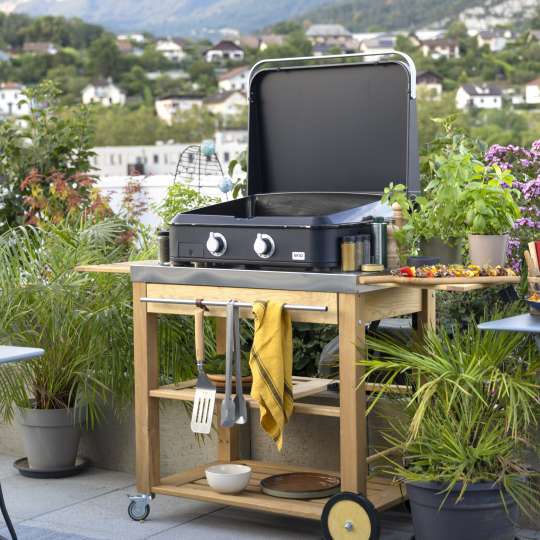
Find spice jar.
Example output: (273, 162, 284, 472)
(341, 236, 356, 272)
(158, 230, 170, 265)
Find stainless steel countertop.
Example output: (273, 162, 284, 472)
(130, 264, 386, 293)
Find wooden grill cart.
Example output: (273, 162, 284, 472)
(77, 261, 519, 539)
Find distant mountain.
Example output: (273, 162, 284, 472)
(0, 0, 330, 36)
(0, 0, 535, 36)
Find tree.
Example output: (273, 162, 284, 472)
(0, 81, 105, 229)
(87, 33, 121, 78)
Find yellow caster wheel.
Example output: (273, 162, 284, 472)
(321, 492, 380, 540)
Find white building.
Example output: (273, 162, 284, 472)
(525, 77, 540, 105)
(117, 33, 146, 44)
(359, 33, 397, 54)
(455, 84, 502, 110)
(0, 82, 30, 118)
(204, 40, 244, 63)
(204, 91, 246, 117)
(93, 130, 248, 227)
(154, 94, 204, 124)
(156, 39, 186, 63)
(218, 65, 250, 94)
(476, 30, 510, 52)
(82, 79, 126, 107)
(421, 38, 460, 59)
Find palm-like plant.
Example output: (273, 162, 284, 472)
(0, 219, 133, 424)
(361, 323, 540, 517)
(0, 218, 207, 426)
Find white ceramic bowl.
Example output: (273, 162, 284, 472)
(205, 464, 251, 494)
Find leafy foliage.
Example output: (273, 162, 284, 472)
(0, 220, 132, 423)
(153, 183, 219, 226)
(362, 322, 540, 516)
(0, 80, 107, 231)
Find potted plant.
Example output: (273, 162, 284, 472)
(461, 165, 521, 266)
(361, 324, 540, 540)
(0, 220, 132, 471)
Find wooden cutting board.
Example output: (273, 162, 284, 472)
(358, 275, 520, 286)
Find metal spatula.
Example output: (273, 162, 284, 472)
(190, 309, 216, 434)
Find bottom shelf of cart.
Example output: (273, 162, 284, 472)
(152, 460, 406, 521)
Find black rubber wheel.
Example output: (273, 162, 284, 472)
(128, 501, 150, 521)
(321, 491, 380, 540)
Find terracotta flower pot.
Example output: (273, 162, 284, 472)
(468, 234, 508, 266)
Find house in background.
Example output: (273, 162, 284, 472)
(218, 65, 250, 94)
(204, 40, 244, 63)
(306, 24, 352, 45)
(155, 94, 204, 124)
(359, 33, 397, 54)
(258, 34, 286, 51)
(0, 82, 30, 118)
(416, 71, 443, 100)
(156, 39, 187, 63)
(82, 79, 126, 107)
(476, 30, 511, 52)
(455, 84, 502, 109)
(525, 77, 540, 105)
(116, 38, 143, 56)
(22, 41, 58, 55)
(117, 33, 146, 44)
(204, 90, 246, 117)
(421, 38, 460, 59)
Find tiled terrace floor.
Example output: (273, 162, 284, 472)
(0, 454, 538, 540)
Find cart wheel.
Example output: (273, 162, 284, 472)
(128, 500, 150, 521)
(321, 492, 380, 540)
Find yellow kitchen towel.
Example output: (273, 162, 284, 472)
(249, 300, 293, 451)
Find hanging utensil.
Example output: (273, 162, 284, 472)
(233, 304, 248, 424)
(190, 309, 216, 434)
(220, 301, 236, 428)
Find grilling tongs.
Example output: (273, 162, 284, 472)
(221, 301, 248, 428)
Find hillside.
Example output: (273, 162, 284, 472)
(299, 0, 492, 31)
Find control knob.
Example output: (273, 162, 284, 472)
(253, 233, 275, 258)
(206, 232, 227, 257)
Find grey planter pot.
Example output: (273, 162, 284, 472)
(420, 237, 463, 265)
(407, 481, 517, 540)
(15, 406, 85, 470)
(468, 234, 509, 266)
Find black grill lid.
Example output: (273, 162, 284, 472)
(247, 53, 419, 196)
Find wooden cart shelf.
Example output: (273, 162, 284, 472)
(150, 376, 338, 418)
(153, 460, 406, 521)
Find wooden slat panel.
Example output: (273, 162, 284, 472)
(154, 460, 405, 518)
(360, 286, 423, 322)
(145, 284, 338, 324)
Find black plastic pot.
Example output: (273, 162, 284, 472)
(407, 481, 517, 540)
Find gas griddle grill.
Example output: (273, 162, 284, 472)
(170, 51, 419, 270)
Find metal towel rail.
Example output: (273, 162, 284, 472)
(140, 297, 327, 312)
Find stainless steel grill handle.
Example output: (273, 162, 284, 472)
(249, 49, 417, 99)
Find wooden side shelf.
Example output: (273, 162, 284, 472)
(150, 376, 340, 417)
(153, 460, 406, 520)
